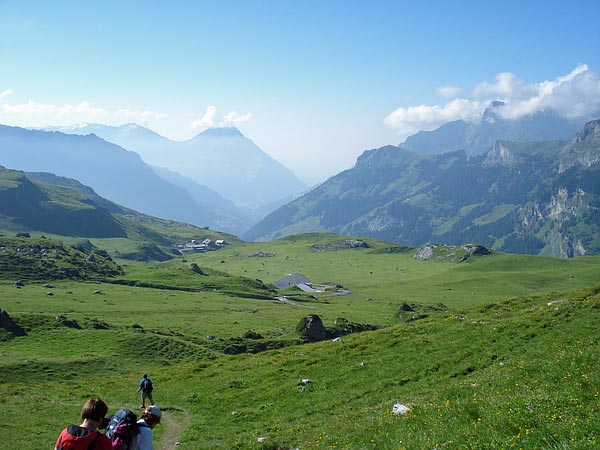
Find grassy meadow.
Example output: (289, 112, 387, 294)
(1, 233, 599, 449)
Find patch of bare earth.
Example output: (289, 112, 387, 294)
(157, 407, 190, 450)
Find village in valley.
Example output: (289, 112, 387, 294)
(175, 238, 227, 254)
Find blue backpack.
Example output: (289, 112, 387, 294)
(142, 378, 153, 393)
(105, 409, 141, 450)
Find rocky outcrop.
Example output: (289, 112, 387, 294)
(0, 308, 26, 336)
(189, 263, 205, 275)
(296, 314, 326, 341)
(414, 244, 491, 262)
(308, 239, 369, 252)
(483, 142, 519, 167)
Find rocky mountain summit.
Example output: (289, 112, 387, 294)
(400, 102, 588, 156)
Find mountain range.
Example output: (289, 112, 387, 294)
(400, 102, 587, 155)
(42, 123, 308, 208)
(0, 124, 252, 234)
(245, 119, 600, 257)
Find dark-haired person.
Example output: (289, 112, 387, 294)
(55, 396, 112, 450)
(131, 405, 162, 450)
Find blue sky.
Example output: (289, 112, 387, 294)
(1, 1, 600, 184)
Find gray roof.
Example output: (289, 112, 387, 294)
(271, 273, 311, 289)
(297, 283, 318, 292)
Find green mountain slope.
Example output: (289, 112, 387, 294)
(0, 166, 127, 237)
(0, 166, 240, 261)
(246, 120, 600, 257)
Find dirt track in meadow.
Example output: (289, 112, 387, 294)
(157, 407, 190, 450)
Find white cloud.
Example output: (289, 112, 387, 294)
(0, 99, 108, 124)
(471, 72, 536, 100)
(191, 105, 252, 129)
(191, 105, 218, 128)
(384, 98, 484, 139)
(385, 64, 600, 140)
(0, 92, 169, 130)
(436, 85, 461, 99)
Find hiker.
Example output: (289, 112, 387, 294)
(131, 405, 162, 450)
(137, 373, 154, 409)
(55, 396, 113, 450)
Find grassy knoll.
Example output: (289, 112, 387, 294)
(1, 233, 600, 448)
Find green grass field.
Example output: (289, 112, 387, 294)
(1, 233, 599, 449)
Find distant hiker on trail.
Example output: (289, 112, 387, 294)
(55, 396, 112, 450)
(131, 405, 162, 450)
(137, 373, 154, 409)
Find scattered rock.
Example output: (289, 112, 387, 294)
(55, 315, 82, 329)
(13, 280, 25, 288)
(189, 263, 204, 275)
(392, 403, 410, 415)
(90, 321, 109, 330)
(242, 330, 264, 340)
(309, 239, 369, 252)
(246, 252, 274, 258)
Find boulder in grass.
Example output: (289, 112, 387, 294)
(296, 314, 326, 341)
(0, 308, 27, 336)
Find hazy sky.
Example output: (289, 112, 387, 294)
(1, 1, 600, 184)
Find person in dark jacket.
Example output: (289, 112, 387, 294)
(55, 396, 112, 450)
(137, 373, 154, 409)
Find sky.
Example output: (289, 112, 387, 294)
(1, 1, 600, 185)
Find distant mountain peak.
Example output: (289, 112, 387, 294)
(481, 101, 506, 122)
(197, 127, 244, 138)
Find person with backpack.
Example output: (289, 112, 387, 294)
(130, 405, 162, 450)
(137, 373, 154, 409)
(104, 408, 139, 450)
(55, 396, 113, 450)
